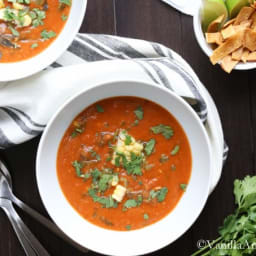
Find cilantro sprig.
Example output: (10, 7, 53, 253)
(192, 176, 256, 256)
(151, 124, 174, 139)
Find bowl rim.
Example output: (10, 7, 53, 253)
(0, 0, 87, 82)
(193, 3, 256, 71)
(36, 80, 213, 256)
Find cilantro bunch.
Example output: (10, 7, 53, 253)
(192, 176, 256, 256)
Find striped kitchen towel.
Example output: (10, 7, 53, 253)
(0, 34, 227, 162)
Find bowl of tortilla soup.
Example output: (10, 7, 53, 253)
(36, 80, 212, 256)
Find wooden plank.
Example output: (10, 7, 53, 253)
(80, 0, 116, 35)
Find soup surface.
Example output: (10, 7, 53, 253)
(0, 0, 71, 62)
(57, 97, 192, 231)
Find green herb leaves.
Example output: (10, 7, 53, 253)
(134, 106, 143, 120)
(59, 0, 71, 6)
(96, 104, 104, 113)
(41, 30, 56, 40)
(149, 187, 168, 202)
(145, 139, 155, 156)
(180, 184, 187, 191)
(72, 161, 83, 177)
(88, 189, 117, 209)
(192, 176, 256, 256)
(30, 8, 45, 27)
(151, 124, 174, 139)
(123, 195, 143, 211)
(171, 145, 180, 156)
(124, 135, 132, 145)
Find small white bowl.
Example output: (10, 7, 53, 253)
(193, 2, 256, 70)
(0, 0, 87, 82)
(36, 80, 212, 256)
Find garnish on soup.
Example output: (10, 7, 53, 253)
(0, 0, 71, 62)
(57, 97, 192, 231)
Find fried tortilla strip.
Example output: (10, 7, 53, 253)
(246, 51, 256, 61)
(250, 12, 256, 30)
(207, 14, 225, 33)
(232, 47, 244, 60)
(220, 55, 238, 73)
(233, 20, 252, 33)
(244, 28, 256, 51)
(221, 25, 236, 39)
(234, 6, 255, 25)
(223, 18, 236, 28)
(241, 49, 250, 62)
(205, 32, 223, 45)
(210, 31, 244, 65)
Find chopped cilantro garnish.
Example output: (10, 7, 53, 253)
(98, 174, 114, 192)
(180, 184, 187, 191)
(72, 161, 84, 177)
(145, 139, 156, 156)
(125, 225, 131, 230)
(117, 152, 144, 176)
(149, 187, 168, 202)
(31, 43, 38, 49)
(30, 8, 46, 27)
(143, 213, 149, 220)
(9, 26, 19, 37)
(171, 145, 180, 156)
(125, 135, 132, 145)
(61, 14, 68, 21)
(71, 127, 84, 138)
(159, 154, 169, 163)
(134, 106, 144, 120)
(41, 30, 56, 40)
(96, 104, 104, 113)
(59, 0, 71, 6)
(106, 156, 112, 162)
(123, 195, 143, 211)
(151, 124, 174, 139)
(88, 188, 117, 208)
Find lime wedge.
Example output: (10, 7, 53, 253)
(201, 0, 228, 32)
(226, 0, 250, 18)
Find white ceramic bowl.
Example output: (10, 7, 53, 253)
(193, 2, 256, 70)
(0, 0, 87, 82)
(36, 80, 213, 256)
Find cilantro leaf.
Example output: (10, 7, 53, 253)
(96, 104, 104, 113)
(123, 195, 143, 211)
(149, 187, 168, 202)
(180, 184, 187, 191)
(98, 174, 113, 193)
(151, 124, 174, 139)
(59, 0, 71, 6)
(143, 213, 149, 220)
(41, 30, 56, 40)
(125, 135, 132, 145)
(72, 161, 83, 177)
(145, 139, 156, 156)
(88, 189, 118, 208)
(171, 145, 180, 156)
(234, 176, 256, 212)
(134, 106, 143, 120)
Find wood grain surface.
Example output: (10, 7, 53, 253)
(0, 0, 254, 255)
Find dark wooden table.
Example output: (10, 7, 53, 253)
(0, 0, 254, 255)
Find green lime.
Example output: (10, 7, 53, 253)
(226, 0, 250, 18)
(201, 0, 228, 32)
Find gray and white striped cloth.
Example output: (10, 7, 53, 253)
(0, 34, 227, 161)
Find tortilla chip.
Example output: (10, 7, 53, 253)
(250, 12, 256, 30)
(241, 49, 250, 62)
(232, 47, 244, 60)
(207, 14, 225, 33)
(244, 28, 256, 51)
(210, 31, 244, 65)
(221, 25, 236, 39)
(220, 55, 238, 73)
(205, 32, 223, 45)
(223, 18, 236, 28)
(246, 51, 256, 61)
(234, 6, 255, 25)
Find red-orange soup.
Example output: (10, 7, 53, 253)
(0, 0, 71, 63)
(57, 97, 192, 231)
